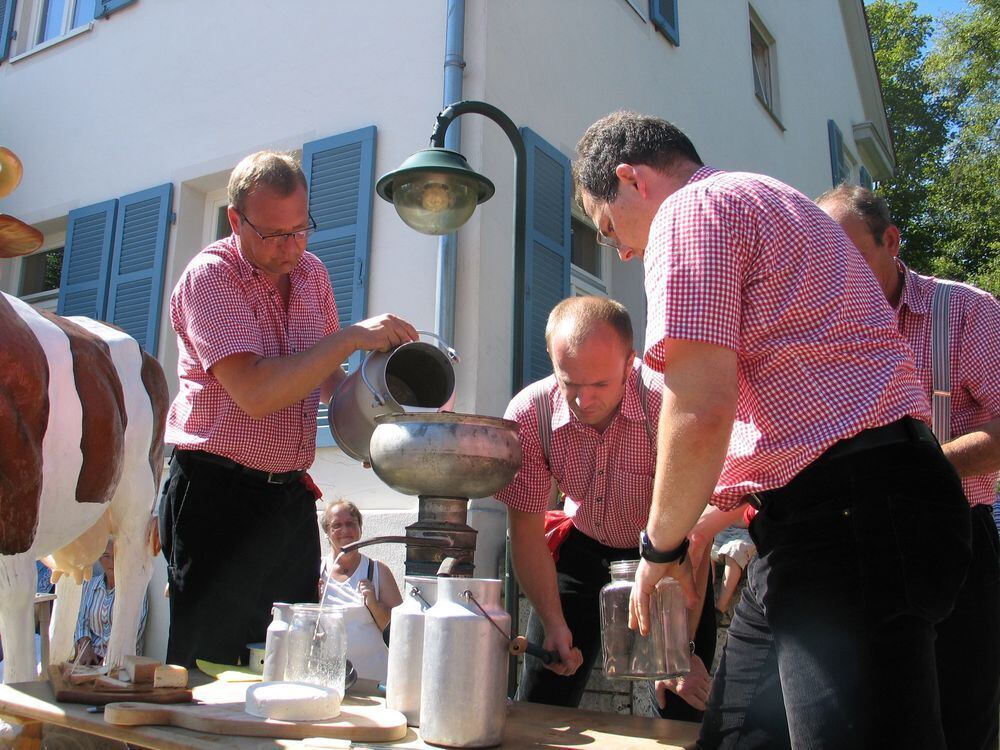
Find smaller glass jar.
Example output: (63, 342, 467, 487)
(599, 559, 691, 680)
(285, 604, 347, 696)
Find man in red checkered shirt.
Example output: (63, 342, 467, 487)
(496, 296, 716, 720)
(574, 112, 971, 749)
(160, 151, 416, 667)
(819, 185, 1000, 750)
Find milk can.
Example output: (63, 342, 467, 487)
(262, 602, 292, 682)
(285, 604, 347, 697)
(420, 578, 509, 748)
(386, 576, 439, 726)
(329, 332, 458, 463)
(599, 560, 690, 680)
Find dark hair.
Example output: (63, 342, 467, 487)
(815, 184, 893, 245)
(545, 295, 634, 353)
(573, 111, 703, 204)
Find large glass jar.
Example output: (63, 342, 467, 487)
(285, 604, 347, 696)
(599, 559, 690, 680)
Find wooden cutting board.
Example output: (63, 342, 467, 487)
(48, 665, 193, 705)
(103, 697, 408, 742)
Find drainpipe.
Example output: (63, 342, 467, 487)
(436, 0, 465, 345)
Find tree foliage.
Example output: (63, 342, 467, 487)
(866, 0, 999, 296)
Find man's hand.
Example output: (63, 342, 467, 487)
(74, 637, 98, 666)
(655, 655, 711, 711)
(348, 314, 419, 353)
(628, 557, 696, 636)
(542, 623, 584, 676)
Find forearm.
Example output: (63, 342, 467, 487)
(366, 599, 393, 631)
(509, 517, 566, 633)
(941, 417, 1000, 478)
(214, 328, 362, 418)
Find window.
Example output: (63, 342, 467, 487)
(570, 217, 608, 297)
(650, 0, 679, 46)
(19, 245, 63, 309)
(2, 0, 135, 61)
(749, 9, 780, 123)
(35, 0, 91, 45)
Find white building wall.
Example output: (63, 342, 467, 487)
(0, 0, 888, 663)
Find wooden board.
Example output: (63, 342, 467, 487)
(48, 665, 193, 706)
(103, 696, 408, 742)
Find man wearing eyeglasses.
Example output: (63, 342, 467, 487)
(574, 112, 970, 748)
(160, 150, 417, 667)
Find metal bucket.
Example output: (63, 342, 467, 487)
(329, 332, 458, 463)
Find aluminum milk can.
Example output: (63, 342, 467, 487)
(262, 602, 292, 682)
(600, 559, 690, 680)
(419, 577, 509, 748)
(328, 333, 458, 463)
(385, 576, 439, 726)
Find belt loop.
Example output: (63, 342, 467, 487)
(266, 472, 279, 485)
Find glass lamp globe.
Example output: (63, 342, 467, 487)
(376, 149, 495, 236)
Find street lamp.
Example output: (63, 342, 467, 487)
(377, 101, 530, 695)
(376, 100, 528, 394)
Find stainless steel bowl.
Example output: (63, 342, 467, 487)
(369, 413, 522, 498)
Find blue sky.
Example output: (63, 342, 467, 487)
(913, 0, 970, 20)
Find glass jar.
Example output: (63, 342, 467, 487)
(285, 604, 347, 696)
(599, 559, 690, 680)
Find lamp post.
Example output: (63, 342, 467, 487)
(376, 100, 528, 395)
(376, 101, 528, 696)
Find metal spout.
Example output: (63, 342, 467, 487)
(339, 534, 453, 556)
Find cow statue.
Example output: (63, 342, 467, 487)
(0, 146, 169, 684)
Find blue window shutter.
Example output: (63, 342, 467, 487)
(859, 165, 873, 190)
(520, 127, 571, 388)
(58, 200, 117, 320)
(0, 0, 15, 62)
(105, 183, 173, 354)
(828, 119, 847, 186)
(303, 125, 376, 445)
(94, 0, 136, 19)
(650, 0, 680, 46)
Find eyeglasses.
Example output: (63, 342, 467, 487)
(596, 229, 621, 251)
(239, 210, 317, 244)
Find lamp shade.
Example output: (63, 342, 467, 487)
(376, 148, 495, 235)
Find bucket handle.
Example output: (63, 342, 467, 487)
(359, 330, 460, 407)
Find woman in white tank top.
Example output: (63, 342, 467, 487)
(319, 500, 402, 682)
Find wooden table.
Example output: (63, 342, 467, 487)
(0, 678, 699, 750)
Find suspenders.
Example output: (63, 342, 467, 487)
(532, 368, 656, 465)
(930, 281, 954, 443)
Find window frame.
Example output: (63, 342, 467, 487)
(17, 234, 65, 310)
(749, 7, 783, 130)
(569, 213, 609, 298)
(9, 0, 94, 59)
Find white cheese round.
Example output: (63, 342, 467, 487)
(245, 681, 342, 721)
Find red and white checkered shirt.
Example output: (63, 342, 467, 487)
(896, 263, 1000, 507)
(644, 168, 929, 509)
(494, 359, 661, 549)
(165, 234, 339, 473)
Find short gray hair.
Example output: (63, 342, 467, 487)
(815, 184, 893, 245)
(545, 295, 634, 353)
(228, 151, 307, 212)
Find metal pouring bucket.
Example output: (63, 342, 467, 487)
(329, 331, 458, 463)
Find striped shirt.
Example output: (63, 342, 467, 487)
(644, 168, 929, 509)
(494, 359, 661, 549)
(165, 234, 340, 473)
(896, 264, 1000, 507)
(74, 574, 148, 659)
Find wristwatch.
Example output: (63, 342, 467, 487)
(639, 530, 689, 564)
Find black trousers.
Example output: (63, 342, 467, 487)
(516, 526, 717, 721)
(158, 451, 320, 667)
(699, 425, 971, 749)
(935, 503, 1000, 750)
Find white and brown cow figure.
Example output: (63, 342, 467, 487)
(0, 289, 168, 683)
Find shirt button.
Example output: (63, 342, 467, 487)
(596, 497, 603, 503)
(596, 469, 604, 476)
